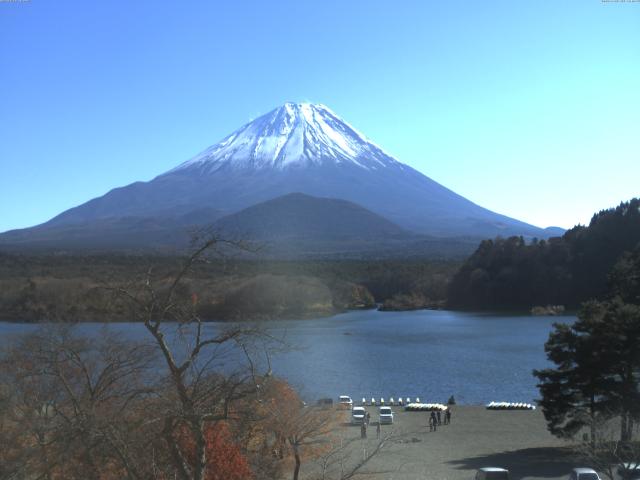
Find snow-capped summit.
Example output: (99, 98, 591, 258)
(171, 103, 402, 173)
(1, 102, 561, 250)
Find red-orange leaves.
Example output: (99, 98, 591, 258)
(178, 421, 253, 480)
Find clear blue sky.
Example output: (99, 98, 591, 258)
(1, 0, 638, 233)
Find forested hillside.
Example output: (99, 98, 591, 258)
(448, 198, 640, 310)
(0, 254, 458, 321)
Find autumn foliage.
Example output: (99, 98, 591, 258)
(178, 422, 253, 480)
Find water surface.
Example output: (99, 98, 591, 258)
(0, 309, 573, 405)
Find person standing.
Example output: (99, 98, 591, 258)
(445, 408, 452, 425)
(437, 409, 442, 426)
(376, 422, 381, 439)
(430, 410, 437, 432)
(361, 422, 367, 439)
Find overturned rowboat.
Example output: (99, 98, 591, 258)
(405, 403, 448, 411)
(486, 401, 535, 410)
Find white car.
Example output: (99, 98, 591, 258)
(474, 467, 510, 480)
(379, 406, 394, 424)
(568, 468, 601, 480)
(339, 395, 353, 409)
(351, 406, 366, 424)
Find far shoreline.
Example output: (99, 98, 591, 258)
(0, 306, 576, 324)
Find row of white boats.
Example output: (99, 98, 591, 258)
(359, 397, 424, 407)
(349, 398, 535, 410)
(356, 398, 449, 411)
(485, 401, 536, 410)
(405, 403, 449, 411)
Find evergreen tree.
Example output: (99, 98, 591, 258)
(448, 198, 640, 310)
(609, 246, 640, 305)
(596, 299, 640, 441)
(533, 301, 613, 440)
(534, 252, 640, 442)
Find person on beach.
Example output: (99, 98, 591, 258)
(361, 422, 367, 439)
(437, 409, 442, 425)
(430, 410, 437, 431)
(376, 422, 381, 439)
(445, 408, 451, 424)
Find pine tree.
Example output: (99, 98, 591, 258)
(533, 301, 612, 440)
(534, 251, 640, 443)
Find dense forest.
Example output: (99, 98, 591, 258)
(4, 198, 639, 320)
(448, 198, 640, 310)
(0, 253, 459, 321)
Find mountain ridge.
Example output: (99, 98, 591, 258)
(0, 102, 564, 253)
(0, 193, 481, 258)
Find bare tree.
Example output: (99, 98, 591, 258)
(312, 428, 397, 480)
(111, 234, 274, 480)
(0, 233, 288, 479)
(0, 326, 157, 479)
(258, 380, 397, 480)
(1, 233, 397, 480)
(574, 411, 640, 480)
(252, 377, 333, 480)
(284, 407, 333, 480)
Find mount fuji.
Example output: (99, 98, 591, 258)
(0, 102, 562, 253)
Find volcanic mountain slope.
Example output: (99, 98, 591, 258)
(0, 102, 561, 252)
(212, 193, 420, 257)
(215, 193, 409, 240)
(213, 193, 485, 258)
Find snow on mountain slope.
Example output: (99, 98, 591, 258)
(170, 103, 403, 173)
(0, 102, 563, 247)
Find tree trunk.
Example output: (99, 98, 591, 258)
(292, 441, 301, 480)
(193, 419, 207, 480)
(621, 412, 630, 443)
(163, 419, 192, 480)
(37, 431, 52, 480)
(590, 394, 596, 449)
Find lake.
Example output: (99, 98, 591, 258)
(0, 309, 573, 405)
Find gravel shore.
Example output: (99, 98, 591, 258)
(302, 406, 586, 480)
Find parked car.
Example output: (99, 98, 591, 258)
(351, 406, 366, 424)
(474, 467, 510, 480)
(568, 468, 601, 480)
(339, 395, 353, 409)
(618, 463, 640, 479)
(379, 406, 394, 424)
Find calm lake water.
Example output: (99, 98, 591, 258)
(0, 309, 573, 405)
